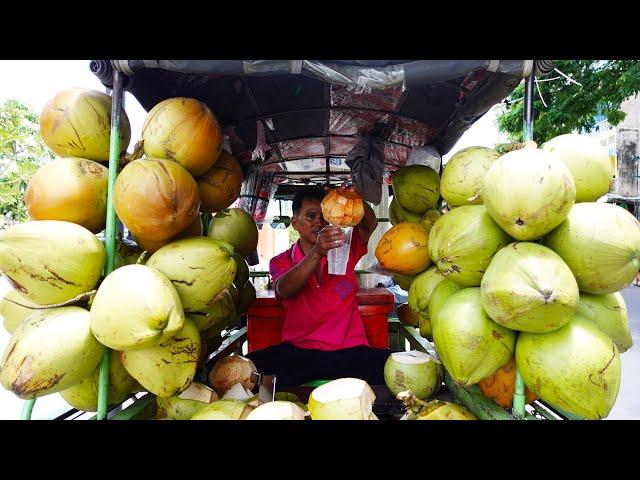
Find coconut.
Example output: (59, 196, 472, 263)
(59, 349, 138, 412)
(237, 281, 256, 315)
(384, 351, 443, 400)
(516, 315, 621, 419)
(90, 264, 185, 350)
(0, 307, 103, 399)
(575, 292, 633, 353)
(221, 382, 255, 401)
(375, 222, 431, 275)
(157, 382, 218, 420)
(246, 401, 307, 420)
(207, 208, 259, 257)
(135, 215, 204, 255)
(233, 253, 250, 289)
(142, 97, 223, 177)
(420, 209, 442, 234)
(542, 133, 614, 202)
(427, 279, 464, 331)
(389, 197, 422, 225)
(208, 355, 256, 395)
(432, 288, 516, 386)
(542, 202, 640, 294)
(146, 237, 236, 312)
(480, 242, 579, 333)
(321, 188, 365, 227)
(121, 318, 200, 398)
(482, 146, 576, 240)
(391, 165, 440, 214)
(187, 290, 235, 331)
(397, 303, 420, 327)
(24, 157, 109, 233)
(308, 378, 376, 420)
(408, 266, 446, 317)
(39, 88, 130, 162)
(190, 400, 254, 420)
(0, 289, 50, 333)
(440, 146, 500, 207)
(197, 151, 243, 213)
(393, 272, 415, 291)
(428, 205, 513, 287)
(477, 356, 537, 408)
(0, 220, 106, 305)
(414, 401, 476, 420)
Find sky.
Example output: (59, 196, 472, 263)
(0, 60, 508, 160)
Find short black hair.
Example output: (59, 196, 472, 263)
(292, 186, 326, 215)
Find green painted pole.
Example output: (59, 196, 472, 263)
(21, 399, 36, 420)
(512, 70, 536, 420)
(97, 69, 124, 420)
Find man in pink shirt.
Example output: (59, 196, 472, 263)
(246, 186, 393, 386)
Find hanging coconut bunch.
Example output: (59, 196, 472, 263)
(320, 187, 365, 226)
(135, 215, 203, 255)
(207, 208, 259, 258)
(440, 146, 500, 207)
(0, 289, 53, 334)
(391, 165, 440, 214)
(197, 150, 244, 213)
(375, 222, 431, 275)
(574, 292, 633, 353)
(407, 266, 446, 339)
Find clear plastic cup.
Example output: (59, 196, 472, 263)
(327, 227, 352, 275)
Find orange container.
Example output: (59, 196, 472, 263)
(247, 288, 394, 352)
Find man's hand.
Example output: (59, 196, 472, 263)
(312, 225, 346, 257)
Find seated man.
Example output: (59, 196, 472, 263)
(246, 186, 394, 386)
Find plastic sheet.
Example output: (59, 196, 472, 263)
(276, 138, 326, 159)
(330, 83, 403, 110)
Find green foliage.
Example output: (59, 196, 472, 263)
(497, 60, 640, 144)
(0, 99, 54, 223)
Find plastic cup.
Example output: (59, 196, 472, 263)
(327, 227, 352, 275)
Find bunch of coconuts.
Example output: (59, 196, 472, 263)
(0, 88, 261, 414)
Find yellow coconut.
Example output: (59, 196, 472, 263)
(375, 222, 431, 275)
(0, 289, 49, 333)
(156, 382, 218, 420)
(197, 151, 243, 213)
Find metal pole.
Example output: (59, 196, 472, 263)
(21, 399, 35, 420)
(512, 71, 536, 421)
(97, 69, 124, 420)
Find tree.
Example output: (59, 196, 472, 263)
(0, 99, 54, 224)
(496, 60, 640, 146)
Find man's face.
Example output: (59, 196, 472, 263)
(292, 198, 328, 246)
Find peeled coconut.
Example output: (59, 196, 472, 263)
(392, 165, 440, 214)
(440, 146, 500, 207)
(393, 272, 415, 291)
(516, 315, 621, 420)
(427, 279, 464, 331)
(157, 382, 218, 420)
(121, 318, 201, 398)
(0, 307, 103, 399)
(0, 220, 106, 305)
(0, 289, 50, 333)
(24, 157, 109, 233)
(207, 208, 259, 257)
(197, 150, 243, 213)
(542, 133, 614, 202)
(575, 292, 633, 353)
(321, 187, 365, 227)
(477, 356, 537, 408)
(142, 97, 223, 177)
(59, 349, 138, 412)
(428, 205, 513, 287)
(480, 242, 579, 333)
(408, 266, 446, 318)
(208, 355, 256, 396)
(375, 222, 431, 275)
(90, 264, 185, 350)
(432, 288, 516, 386)
(389, 197, 422, 225)
(384, 351, 443, 400)
(39, 88, 130, 162)
(542, 202, 640, 294)
(308, 378, 376, 420)
(483, 146, 576, 240)
(188, 290, 235, 331)
(221, 382, 255, 401)
(146, 237, 237, 312)
(190, 399, 253, 420)
(246, 401, 307, 420)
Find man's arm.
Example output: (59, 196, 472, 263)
(357, 200, 378, 245)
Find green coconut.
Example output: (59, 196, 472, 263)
(207, 208, 259, 257)
(190, 399, 254, 420)
(157, 382, 218, 420)
(0, 289, 51, 334)
(420, 209, 442, 234)
(187, 290, 235, 331)
(575, 292, 633, 353)
(389, 197, 422, 225)
(432, 288, 516, 386)
(90, 264, 185, 350)
(408, 266, 446, 317)
(440, 146, 500, 207)
(146, 237, 237, 312)
(0, 307, 103, 399)
(418, 314, 434, 340)
(233, 253, 250, 288)
(482, 147, 576, 240)
(427, 278, 464, 331)
(59, 349, 138, 412)
(428, 205, 513, 287)
(0, 220, 106, 305)
(391, 165, 441, 214)
(397, 391, 476, 420)
(121, 318, 200, 398)
(237, 281, 256, 315)
(384, 351, 443, 400)
(393, 272, 415, 291)
(516, 315, 621, 420)
(542, 133, 614, 203)
(542, 202, 640, 294)
(480, 242, 579, 333)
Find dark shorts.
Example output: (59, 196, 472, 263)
(245, 342, 396, 387)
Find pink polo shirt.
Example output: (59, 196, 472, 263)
(269, 228, 370, 351)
